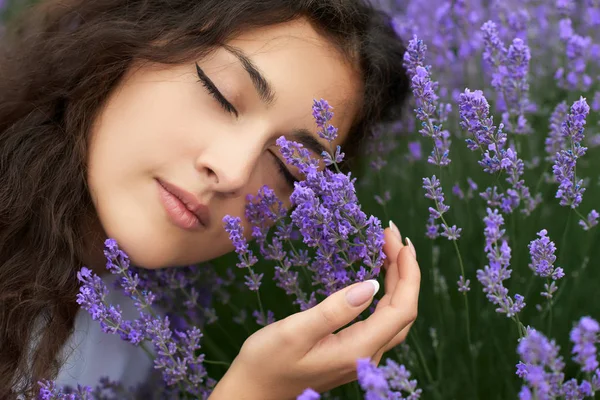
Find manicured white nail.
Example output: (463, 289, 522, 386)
(346, 279, 380, 306)
(406, 237, 417, 258)
(389, 220, 402, 242)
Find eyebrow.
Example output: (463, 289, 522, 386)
(224, 45, 276, 106)
(289, 129, 329, 157)
(219, 46, 329, 159)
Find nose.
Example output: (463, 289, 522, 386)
(195, 136, 261, 197)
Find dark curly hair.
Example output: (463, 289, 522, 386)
(0, 0, 410, 397)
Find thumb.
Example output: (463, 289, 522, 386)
(286, 280, 380, 345)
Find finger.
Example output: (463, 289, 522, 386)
(372, 322, 413, 365)
(382, 320, 414, 353)
(383, 221, 404, 271)
(283, 279, 381, 346)
(337, 245, 420, 354)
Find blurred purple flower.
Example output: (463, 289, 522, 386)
(297, 388, 321, 400)
(403, 36, 452, 167)
(570, 316, 600, 373)
(457, 275, 471, 293)
(516, 327, 565, 399)
(579, 210, 599, 231)
(545, 102, 569, 162)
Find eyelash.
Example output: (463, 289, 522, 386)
(270, 151, 298, 188)
(195, 63, 239, 118)
(195, 64, 296, 188)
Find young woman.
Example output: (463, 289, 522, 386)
(0, 0, 421, 398)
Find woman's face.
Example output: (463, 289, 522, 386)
(87, 19, 362, 269)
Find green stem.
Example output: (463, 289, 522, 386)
(203, 359, 231, 367)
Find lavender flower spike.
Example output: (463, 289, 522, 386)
(297, 388, 321, 400)
(552, 97, 590, 209)
(570, 316, 600, 373)
(223, 215, 262, 291)
(312, 98, 338, 142)
(476, 208, 525, 317)
(403, 36, 451, 167)
(528, 229, 564, 281)
(516, 327, 565, 399)
(579, 210, 599, 231)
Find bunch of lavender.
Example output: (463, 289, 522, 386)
(516, 317, 600, 399)
(223, 99, 386, 316)
(296, 358, 422, 400)
(39, 239, 216, 399)
(352, 1, 600, 398)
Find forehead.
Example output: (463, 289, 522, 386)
(224, 19, 363, 145)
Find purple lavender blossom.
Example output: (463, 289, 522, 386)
(545, 102, 569, 162)
(516, 327, 565, 399)
(357, 358, 422, 399)
(528, 229, 564, 284)
(241, 100, 386, 305)
(38, 381, 93, 400)
(297, 388, 321, 400)
(407, 140, 422, 162)
(570, 317, 600, 373)
(382, 359, 422, 399)
(481, 21, 532, 134)
(403, 36, 451, 167)
(555, 18, 593, 92)
(312, 99, 337, 142)
(77, 240, 213, 396)
(423, 176, 461, 241)
(223, 215, 262, 291)
(457, 275, 471, 293)
(552, 97, 590, 209)
(477, 208, 525, 317)
(357, 358, 389, 399)
(579, 210, 599, 231)
(459, 89, 538, 214)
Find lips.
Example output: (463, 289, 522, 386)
(156, 178, 210, 229)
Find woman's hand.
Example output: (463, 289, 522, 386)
(209, 223, 421, 400)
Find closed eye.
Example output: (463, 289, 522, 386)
(195, 62, 239, 118)
(269, 150, 298, 188)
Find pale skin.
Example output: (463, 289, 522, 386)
(85, 18, 421, 399)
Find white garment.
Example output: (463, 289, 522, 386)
(55, 274, 154, 388)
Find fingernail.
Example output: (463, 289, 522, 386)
(346, 279, 380, 307)
(389, 220, 402, 242)
(406, 237, 417, 258)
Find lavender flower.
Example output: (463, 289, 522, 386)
(457, 275, 471, 293)
(545, 102, 569, 162)
(477, 208, 525, 317)
(570, 317, 600, 373)
(38, 381, 93, 400)
(527, 230, 557, 280)
(481, 20, 532, 134)
(403, 36, 451, 167)
(516, 327, 565, 399)
(459, 88, 538, 214)
(297, 389, 320, 400)
(239, 99, 386, 307)
(357, 358, 389, 399)
(313, 98, 338, 142)
(76, 240, 213, 397)
(423, 176, 461, 241)
(223, 215, 262, 291)
(555, 18, 593, 92)
(552, 97, 590, 209)
(579, 210, 599, 231)
(357, 358, 422, 400)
